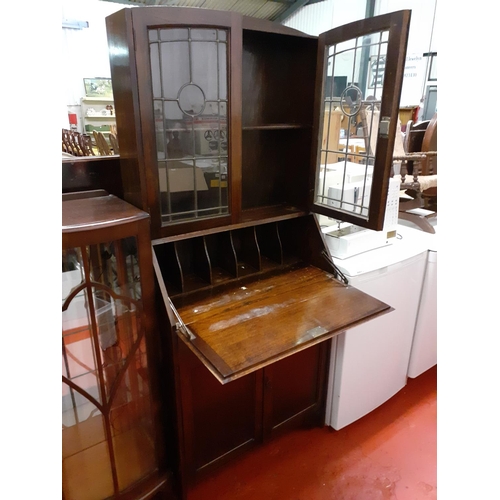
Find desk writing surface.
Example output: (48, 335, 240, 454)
(174, 263, 390, 384)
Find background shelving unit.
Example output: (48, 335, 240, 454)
(81, 96, 116, 145)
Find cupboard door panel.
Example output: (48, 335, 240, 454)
(264, 343, 327, 436)
(177, 340, 260, 476)
(311, 10, 411, 230)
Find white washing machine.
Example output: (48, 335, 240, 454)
(325, 225, 429, 430)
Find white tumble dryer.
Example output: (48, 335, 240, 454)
(325, 225, 429, 430)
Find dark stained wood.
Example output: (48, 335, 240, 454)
(105, 8, 149, 214)
(229, 13, 243, 225)
(175, 263, 389, 384)
(262, 342, 329, 439)
(177, 340, 260, 479)
(62, 156, 123, 197)
(153, 215, 342, 304)
(62, 194, 148, 238)
(241, 128, 312, 211)
(62, 189, 108, 201)
(241, 30, 317, 127)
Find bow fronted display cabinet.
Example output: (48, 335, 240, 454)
(105, 7, 411, 498)
(62, 191, 175, 499)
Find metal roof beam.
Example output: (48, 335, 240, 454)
(271, 0, 314, 23)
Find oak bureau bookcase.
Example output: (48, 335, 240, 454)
(105, 6, 410, 496)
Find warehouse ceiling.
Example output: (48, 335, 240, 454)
(100, 0, 325, 23)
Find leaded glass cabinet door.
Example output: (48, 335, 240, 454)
(311, 10, 411, 230)
(122, 8, 239, 238)
(149, 27, 229, 221)
(62, 194, 169, 499)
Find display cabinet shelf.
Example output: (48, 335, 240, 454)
(242, 124, 311, 130)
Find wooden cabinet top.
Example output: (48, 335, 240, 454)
(62, 193, 149, 234)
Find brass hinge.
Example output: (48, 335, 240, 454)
(168, 297, 196, 341)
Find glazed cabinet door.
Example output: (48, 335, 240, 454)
(107, 8, 241, 238)
(311, 10, 411, 230)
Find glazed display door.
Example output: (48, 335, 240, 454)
(311, 10, 411, 230)
(128, 8, 240, 232)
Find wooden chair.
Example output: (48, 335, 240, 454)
(62, 129, 73, 155)
(396, 113, 437, 232)
(78, 133, 95, 156)
(109, 133, 120, 154)
(359, 108, 437, 233)
(63, 129, 84, 156)
(62, 129, 96, 156)
(92, 130, 112, 156)
(320, 106, 343, 164)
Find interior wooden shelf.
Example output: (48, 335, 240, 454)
(240, 204, 307, 223)
(242, 124, 311, 130)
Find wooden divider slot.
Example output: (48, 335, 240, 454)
(175, 238, 211, 294)
(153, 241, 183, 296)
(231, 227, 261, 278)
(154, 218, 315, 301)
(277, 218, 306, 266)
(205, 231, 238, 286)
(255, 222, 283, 269)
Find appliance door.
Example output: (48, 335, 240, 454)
(407, 249, 437, 377)
(325, 251, 426, 430)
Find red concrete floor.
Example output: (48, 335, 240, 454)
(188, 366, 437, 500)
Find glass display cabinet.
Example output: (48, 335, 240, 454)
(106, 7, 410, 496)
(62, 191, 174, 500)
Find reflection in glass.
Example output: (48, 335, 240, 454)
(62, 242, 156, 499)
(149, 27, 229, 224)
(315, 31, 389, 220)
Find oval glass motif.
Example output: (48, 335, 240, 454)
(340, 84, 363, 117)
(178, 83, 206, 116)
